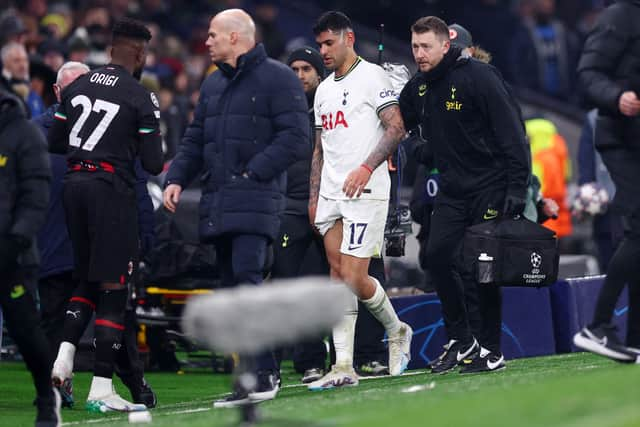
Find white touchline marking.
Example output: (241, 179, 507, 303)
(62, 370, 432, 425)
(282, 369, 431, 389)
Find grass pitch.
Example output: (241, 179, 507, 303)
(1, 353, 639, 427)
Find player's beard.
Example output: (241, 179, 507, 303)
(133, 66, 143, 81)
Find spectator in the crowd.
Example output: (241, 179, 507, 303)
(29, 59, 56, 107)
(253, 0, 286, 59)
(524, 116, 572, 240)
(0, 10, 28, 46)
(38, 39, 66, 72)
(509, 0, 581, 101)
(41, 5, 73, 42)
(576, 109, 624, 271)
(573, 0, 640, 362)
(1, 41, 44, 115)
(66, 33, 91, 64)
(455, 0, 521, 79)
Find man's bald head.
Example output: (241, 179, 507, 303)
(214, 9, 256, 43)
(206, 8, 257, 67)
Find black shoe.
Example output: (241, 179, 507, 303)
(573, 324, 636, 363)
(134, 379, 157, 409)
(121, 376, 157, 409)
(248, 370, 280, 402)
(301, 367, 325, 384)
(356, 361, 389, 377)
(35, 388, 61, 427)
(460, 349, 506, 374)
(431, 338, 479, 374)
(213, 390, 250, 409)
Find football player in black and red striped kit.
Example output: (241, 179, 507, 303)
(47, 18, 163, 413)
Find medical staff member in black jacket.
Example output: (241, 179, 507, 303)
(399, 16, 530, 374)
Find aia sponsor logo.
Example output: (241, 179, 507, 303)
(321, 111, 349, 130)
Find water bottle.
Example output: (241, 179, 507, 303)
(477, 253, 494, 284)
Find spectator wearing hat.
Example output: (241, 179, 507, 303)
(508, 0, 581, 101)
(0, 11, 28, 46)
(39, 39, 66, 73)
(67, 34, 91, 64)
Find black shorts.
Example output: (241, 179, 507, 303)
(63, 176, 139, 284)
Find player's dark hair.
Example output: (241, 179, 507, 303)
(111, 18, 152, 43)
(411, 16, 449, 41)
(313, 11, 352, 35)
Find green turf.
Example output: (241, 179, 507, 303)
(1, 353, 639, 427)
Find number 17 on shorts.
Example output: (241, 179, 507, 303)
(339, 200, 388, 259)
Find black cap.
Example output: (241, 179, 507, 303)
(38, 39, 67, 57)
(448, 24, 473, 49)
(67, 35, 91, 52)
(0, 12, 27, 44)
(287, 46, 325, 78)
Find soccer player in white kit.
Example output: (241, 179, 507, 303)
(307, 11, 413, 390)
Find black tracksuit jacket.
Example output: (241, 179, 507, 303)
(578, 0, 640, 150)
(0, 92, 50, 264)
(399, 47, 530, 200)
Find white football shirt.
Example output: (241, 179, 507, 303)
(314, 57, 398, 200)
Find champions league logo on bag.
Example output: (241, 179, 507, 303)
(523, 251, 546, 285)
(531, 252, 542, 269)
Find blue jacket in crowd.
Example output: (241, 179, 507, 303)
(33, 104, 156, 279)
(165, 43, 309, 242)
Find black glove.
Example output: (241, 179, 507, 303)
(0, 235, 27, 273)
(503, 193, 527, 217)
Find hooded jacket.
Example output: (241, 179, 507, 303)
(0, 91, 50, 265)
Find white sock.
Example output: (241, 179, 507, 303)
(87, 376, 113, 400)
(333, 292, 358, 368)
(361, 276, 401, 336)
(53, 341, 76, 375)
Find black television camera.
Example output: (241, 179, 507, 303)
(384, 204, 413, 257)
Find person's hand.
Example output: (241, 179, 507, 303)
(542, 198, 559, 219)
(503, 193, 527, 217)
(342, 164, 372, 198)
(618, 91, 640, 117)
(308, 201, 321, 235)
(163, 184, 182, 213)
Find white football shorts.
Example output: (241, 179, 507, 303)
(315, 196, 388, 258)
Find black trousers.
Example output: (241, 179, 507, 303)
(272, 214, 386, 371)
(213, 233, 276, 373)
(425, 190, 505, 352)
(592, 148, 640, 346)
(1, 266, 53, 398)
